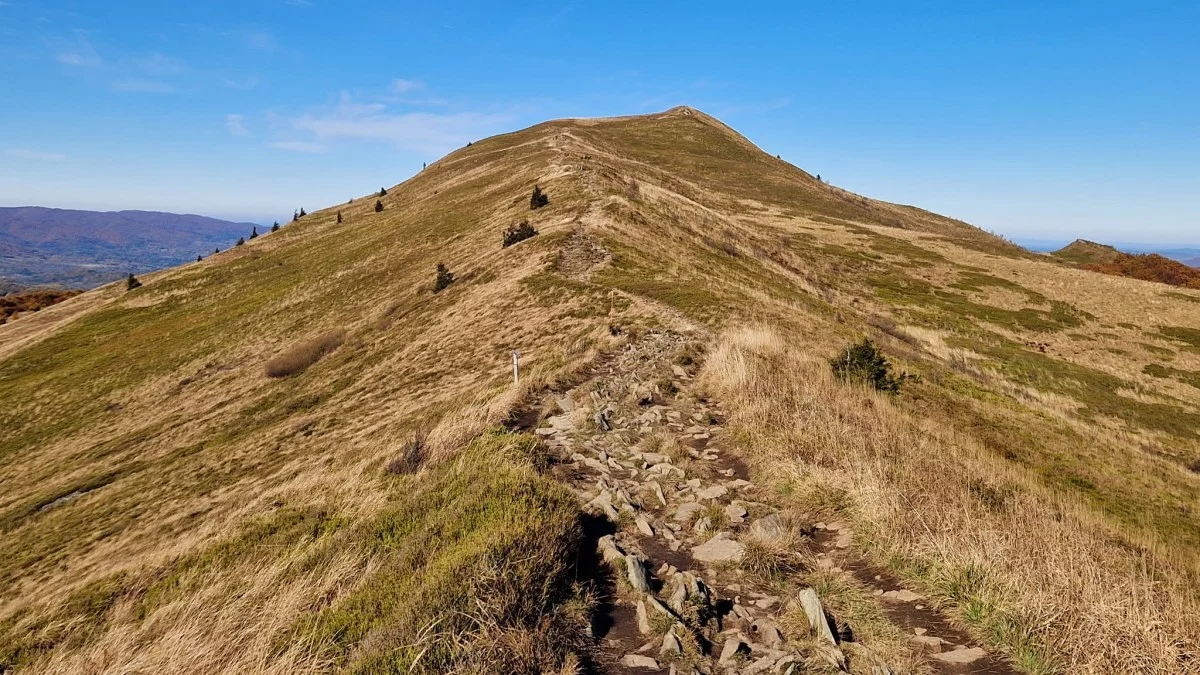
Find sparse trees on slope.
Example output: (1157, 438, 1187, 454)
(530, 184, 549, 210)
(434, 263, 454, 292)
(293, 210, 299, 222)
(299, 207, 306, 217)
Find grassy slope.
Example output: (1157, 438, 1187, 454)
(1, 107, 1198, 672)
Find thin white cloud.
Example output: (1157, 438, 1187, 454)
(241, 29, 279, 52)
(284, 91, 512, 155)
(270, 140, 327, 154)
(132, 53, 186, 76)
(111, 77, 174, 93)
(226, 114, 252, 137)
(56, 51, 102, 68)
(5, 148, 68, 161)
(222, 75, 260, 90)
(390, 78, 422, 94)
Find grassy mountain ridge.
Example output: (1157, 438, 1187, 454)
(1054, 238, 1200, 288)
(1, 107, 1198, 673)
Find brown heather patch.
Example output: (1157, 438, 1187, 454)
(264, 328, 346, 377)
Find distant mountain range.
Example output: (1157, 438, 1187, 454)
(0, 207, 258, 289)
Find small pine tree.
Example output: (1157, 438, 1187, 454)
(196, 255, 202, 262)
(299, 208, 306, 217)
(236, 237, 245, 246)
(337, 211, 343, 223)
(293, 210, 299, 222)
(214, 248, 219, 254)
(529, 184, 549, 210)
(830, 338, 911, 394)
(379, 187, 387, 197)
(816, 174, 822, 182)
(434, 263, 454, 292)
(271, 222, 280, 232)
(249, 226, 258, 240)
(126, 273, 142, 291)
(374, 200, 384, 213)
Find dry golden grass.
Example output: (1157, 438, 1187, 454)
(702, 326, 1200, 673)
(2, 105, 1198, 673)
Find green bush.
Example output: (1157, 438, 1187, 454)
(435, 263, 455, 292)
(529, 185, 549, 210)
(125, 273, 142, 291)
(830, 338, 911, 394)
(502, 220, 538, 247)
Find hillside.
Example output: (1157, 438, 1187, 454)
(0, 207, 257, 288)
(1054, 238, 1200, 288)
(1, 107, 1198, 674)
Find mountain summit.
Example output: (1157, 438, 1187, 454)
(1, 108, 1197, 674)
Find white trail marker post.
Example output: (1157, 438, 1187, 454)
(512, 350, 520, 384)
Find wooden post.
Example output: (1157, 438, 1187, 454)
(512, 350, 520, 384)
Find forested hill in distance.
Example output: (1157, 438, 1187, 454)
(0, 206, 259, 289)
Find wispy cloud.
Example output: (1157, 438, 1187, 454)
(222, 75, 260, 90)
(281, 90, 512, 155)
(5, 148, 68, 161)
(56, 50, 102, 68)
(240, 29, 279, 52)
(390, 78, 423, 94)
(111, 77, 174, 93)
(270, 140, 327, 154)
(226, 114, 252, 137)
(132, 52, 186, 76)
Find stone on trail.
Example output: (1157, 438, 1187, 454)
(626, 554, 652, 593)
(692, 532, 745, 563)
(910, 635, 947, 653)
(725, 502, 748, 523)
(636, 599, 652, 634)
(881, 589, 923, 602)
(636, 515, 655, 537)
(597, 535, 624, 564)
(931, 647, 988, 665)
(556, 395, 575, 412)
(696, 484, 728, 500)
(648, 480, 667, 506)
(693, 516, 712, 534)
(748, 513, 789, 544)
(719, 636, 748, 665)
(620, 654, 659, 669)
(660, 626, 683, 654)
(673, 501, 704, 523)
(798, 588, 838, 646)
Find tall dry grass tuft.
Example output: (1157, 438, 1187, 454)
(701, 326, 1200, 674)
(264, 329, 347, 377)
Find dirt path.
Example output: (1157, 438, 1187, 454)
(519, 331, 1017, 675)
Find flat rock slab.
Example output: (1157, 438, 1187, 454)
(931, 646, 989, 664)
(692, 532, 745, 563)
(881, 589, 924, 602)
(619, 654, 659, 669)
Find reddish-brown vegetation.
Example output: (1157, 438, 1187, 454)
(0, 288, 83, 324)
(1085, 253, 1200, 289)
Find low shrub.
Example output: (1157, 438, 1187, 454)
(829, 338, 911, 394)
(126, 274, 142, 291)
(387, 431, 427, 475)
(434, 263, 455, 292)
(375, 200, 384, 213)
(502, 221, 538, 247)
(264, 329, 346, 378)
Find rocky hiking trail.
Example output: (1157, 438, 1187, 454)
(515, 331, 1018, 675)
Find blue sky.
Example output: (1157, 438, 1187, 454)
(2, 1, 1197, 244)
